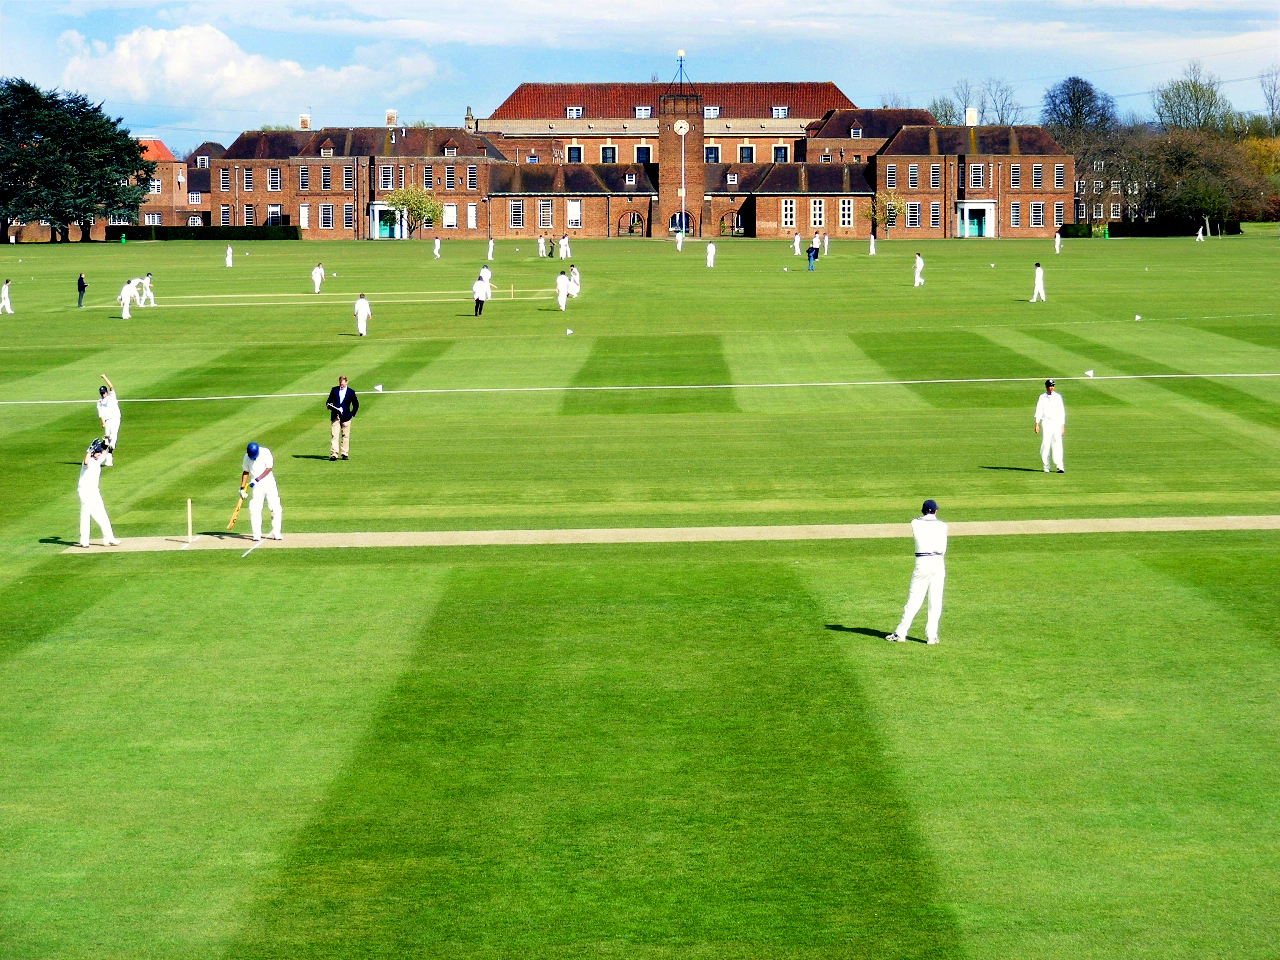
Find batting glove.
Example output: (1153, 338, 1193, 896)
(239, 487, 248, 500)
(249, 479, 257, 489)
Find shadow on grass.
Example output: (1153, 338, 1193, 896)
(980, 465, 1042, 472)
(292, 454, 332, 460)
(826, 624, 929, 644)
(39, 536, 77, 546)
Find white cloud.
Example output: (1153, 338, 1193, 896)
(58, 23, 435, 111)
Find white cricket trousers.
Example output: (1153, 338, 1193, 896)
(79, 491, 115, 546)
(356, 315, 367, 336)
(313, 278, 322, 294)
(894, 556, 945, 642)
(914, 268, 924, 287)
(1, 293, 13, 314)
(706, 251, 715, 268)
(557, 289, 568, 311)
(1040, 423, 1064, 470)
(1031, 281, 1046, 302)
(249, 476, 282, 539)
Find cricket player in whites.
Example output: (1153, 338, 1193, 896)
(1031, 262, 1047, 302)
(240, 442, 282, 541)
(311, 262, 325, 294)
(1035, 378, 1066, 472)
(78, 438, 119, 548)
(353, 293, 372, 337)
(96, 374, 120, 466)
(886, 499, 947, 645)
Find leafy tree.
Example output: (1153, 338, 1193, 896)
(927, 96, 961, 126)
(383, 187, 443, 239)
(1130, 127, 1267, 221)
(862, 190, 908, 238)
(1152, 61, 1233, 132)
(1041, 77, 1117, 139)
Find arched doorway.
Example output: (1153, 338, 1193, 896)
(618, 211, 645, 235)
(668, 211, 693, 234)
(720, 211, 744, 237)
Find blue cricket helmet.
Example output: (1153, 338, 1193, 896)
(246, 442, 260, 459)
(922, 499, 938, 514)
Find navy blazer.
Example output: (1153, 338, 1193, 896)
(326, 385, 359, 422)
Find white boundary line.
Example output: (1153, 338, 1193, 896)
(5, 372, 1280, 406)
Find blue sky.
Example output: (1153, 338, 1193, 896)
(1, 0, 1276, 154)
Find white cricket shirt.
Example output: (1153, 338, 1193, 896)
(242, 447, 274, 481)
(911, 515, 948, 556)
(1035, 391, 1066, 426)
(97, 390, 120, 421)
(354, 298, 372, 320)
(78, 451, 104, 494)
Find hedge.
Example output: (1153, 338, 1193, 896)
(1058, 224, 1092, 239)
(105, 225, 301, 242)
(1106, 219, 1241, 238)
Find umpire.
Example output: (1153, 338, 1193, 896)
(326, 375, 359, 461)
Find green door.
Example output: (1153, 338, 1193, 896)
(967, 209, 986, 237)
(378, 210, 397, 239)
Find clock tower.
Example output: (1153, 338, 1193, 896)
(657, 53, 704, 237)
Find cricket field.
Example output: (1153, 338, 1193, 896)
(1, 228, 1277, 958)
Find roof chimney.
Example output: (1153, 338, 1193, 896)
(385, 109, 398, 127)
(299, 114, 312, 131)
(965, 107, 978, 127)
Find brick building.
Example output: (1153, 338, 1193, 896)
(871, 125, 1073, 238)
(183, 142, 225, 226)
(801, 108, 937, 163)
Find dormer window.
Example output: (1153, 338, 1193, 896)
(444, 147, 457, 156)
(196, 156, 209, 168)
(625, 172, 636, 185)
(726, 173, 738, 185)
(566, 106, 583, 119)
(704, 106, 720, 119)
(849, 127, 862, 139)
(634, 106, 651, 119)
(771, 106, 789, 119)
(320, 147, 334, 157)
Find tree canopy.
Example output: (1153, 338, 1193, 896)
(0, 77, 154, 240)
(1041, 77, 1118, 137)
(382, 187, 444, 239)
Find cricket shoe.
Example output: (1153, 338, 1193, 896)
(269, 533, 283, 540)
(885, 633, 905, 642)
(1057, 468, 1065, 473)
(926, 638, 939, 645)
(105, 539, 121, 546)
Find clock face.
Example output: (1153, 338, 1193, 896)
(673, 120, 690, 136)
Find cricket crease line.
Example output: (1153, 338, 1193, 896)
(7, 372, 1280, 406)
(62, 514, 1280, 554)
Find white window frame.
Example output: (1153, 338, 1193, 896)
(243, 205, 255, 226)
(144, 213, 162, 225)
(626, 172, 637, 185)
(704, 146, 720, 164)
(509, 199, 523, 229)
(299, 204, 309, 229)
(1010, 164, 1021, 189)
(445, 166, 456, 190)
(773, 145, 789, 163)
(1054, 201, 1065, 226)
(567, 199, 582, 229)
(566, 106, 583, 119)
(109, 214, 132, 226)
(634, 146, 651, 164)
(321, 167, 331, 191)
(219, 204, 230, 226)
(839, 198, 854, 227)
(299, 166, 309, 190)
(343, 167, 354, 191)
(149, 179, 162, 195)
(930, 201, 941, 228)
(1110, 203, 1121, 219)
(196, 155, 209, 169)
(809, 198, 825, 229)
(219, 168, 230, 191)
(930, 164, 941, 189)
(849, 127, 862, 139)
(188, 191, 201, 204)
(908, 164, 918, 190)
(781, 198, 795, 229)
(969, 164, 984, 189)
(343, 203, 354, 229)
(1093, 203, 1104, 219)
(187, 215, 202, 227)
(885, 164, 896, 189)
(443, 146, 457, 157)
(772, 106, 789, 119)
(1010, 202, 1021, 227)
(467, 202, 477, 229)
(906, 202, 920, 228)
(704, 106, 720, 119)
(467, 165, 478, 190)
(1030, 202, 1044, 227)
(1094, 180, 1104, 193)
(424, 168, 434, 189)
(319, 204, 334, 229)
(443, 203, 458, 228)
(267, 168, 281, 192)
(885, 206, 897, 227)
(380, 166, 393, 190)
(567, 146, 582, 163)
(1032, 164, 1043, 189)
(1055, 164, 1065, 189)
(538, 198, 553, 230)
(242, 168, 253, 191)
(1111, 180, 1121, 194)
(635, 106, 651, 119)
(266, 203, 282, 225)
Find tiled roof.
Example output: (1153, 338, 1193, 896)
(221, 127, 506, 161)
(806, 108, 936, 139)
(138, 139, 176, 162)
(489, 82, 853, 120)
(186, 168, 211, 192)
(881, 125, 1066, 156)
(705, 163, 872, 195)
(184, 142, 225, 162)
(489, 163, 656, 195)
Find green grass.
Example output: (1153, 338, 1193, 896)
(0, 231, 1278, 958)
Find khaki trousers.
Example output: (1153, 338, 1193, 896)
(330, 418, 350, 457)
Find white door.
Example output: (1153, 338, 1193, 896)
(466, 203, 477, 230)
(299, 204, 310, 229)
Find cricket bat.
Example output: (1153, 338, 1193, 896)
(227, 488, 247, 529)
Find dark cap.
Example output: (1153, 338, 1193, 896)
(99, 385, 108, 396)
(1045, 379, 1055, 387)
(922, 499, 938, 515)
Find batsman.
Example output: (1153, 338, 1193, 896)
(239, 441, 282, 541)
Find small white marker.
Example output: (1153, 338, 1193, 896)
(566, 329, 573, 335)
(1085, 370, 1094, 378)
(783, 267, 788, 272)
(374, 384, 383, 392)
(1135, 314, 1141, 321)
(990, 263, 995, 267)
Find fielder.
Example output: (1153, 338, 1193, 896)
(1054, 229, 1062, 254)
(555, 271, 570, 311)
(823, 233, 829, 256)
(1031, 262, 1046, 302)
(869, 234, 876, 256)
(676, 231, 684, 252)
(140, 272, 155, 307)
(1195, 226, 1205, 242)
(1034, 378, 1066, 472)
(77, 438, 119, 548)
(705, 242, 715, 268)
(0, 279, 12, 314)
(568, 264, 580, 296)
(225, 245, 233, 268)
(433, 237, 441, 259)
(559, 234, 571, 260)
(353, 294, 372, 336)
(96, 374, 120, 466)
(311, 262, 325, 294)
(885, 499, 947, 645)
(240, 441, 282, 541)
(537, 234, 547, 258)
(117, 281, 134, 319)
(792, 232, 801, 255)
(487, 238, 494, 261)
(480, 264, 492, 284)
(913, 253, 925, 287)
